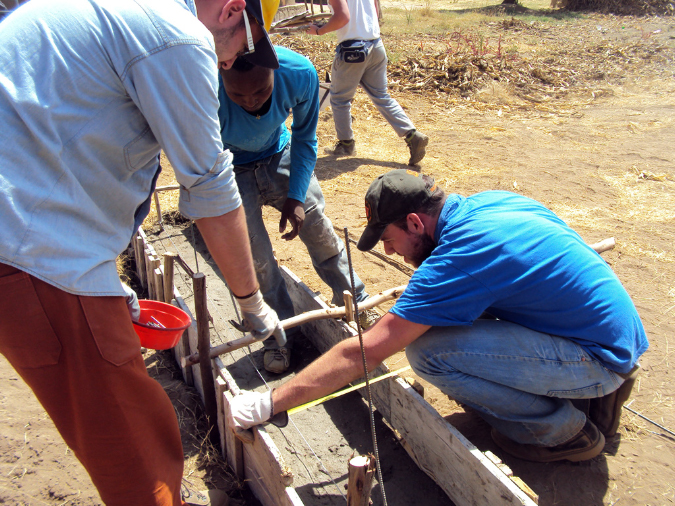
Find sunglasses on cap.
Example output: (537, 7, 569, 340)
(236, 12, 256, 58)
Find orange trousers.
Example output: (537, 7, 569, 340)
(0, 263, 184, 505)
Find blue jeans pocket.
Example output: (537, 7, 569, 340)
(547, 383, 604, 399)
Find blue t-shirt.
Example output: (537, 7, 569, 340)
(392, 191, 648, 374)
(217, 46, 319, 202)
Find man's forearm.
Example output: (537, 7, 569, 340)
(271, 313, 430, 414)
(195, 206, 258, 298)
(272, 337, 368, 413)
(309, 0, 349, 35)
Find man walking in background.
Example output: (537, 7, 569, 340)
(0, 0, 282, 503)
(308, 0, 429, 165)
(218, 46, 379, 374)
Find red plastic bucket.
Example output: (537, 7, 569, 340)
(133, 300, 191, 350)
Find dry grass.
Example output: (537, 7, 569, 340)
(561, 0, 674, 15)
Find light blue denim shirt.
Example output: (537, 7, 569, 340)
(0, 0, 241, 296)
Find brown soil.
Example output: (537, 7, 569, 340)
(2, 6, 674, 506)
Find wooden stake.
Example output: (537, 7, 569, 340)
(194, 273, 219, 447)
(153, 266, 164, 303)
(181, 325, 194, 387)
(153, 189, 163, 230)
(589, 236, 616, 254)
(344, 290, 355, 323)
(347, 454, 375, 506)
(163, 252, 177, 304)
(182, 285, 408, 367)
(136, 236, 147, 288)
(145, 252, 156, 300)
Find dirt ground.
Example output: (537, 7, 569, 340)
(266, 8, 675, 506)
(1, 3, 674, 506)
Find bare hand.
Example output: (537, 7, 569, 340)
(279, 198, 305, 241)
(307, 24, 321, 36)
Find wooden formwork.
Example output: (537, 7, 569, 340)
(131, 228, 538, 506)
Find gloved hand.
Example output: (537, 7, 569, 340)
(228, 390, 273, 431)
(121, 282, 141, 322)
(279, 198, 305, 241)
(235, 289, 287, 347)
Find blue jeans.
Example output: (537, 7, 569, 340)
(405, 319, 624, 446)
(330, 39, 415, 141)
(234, 143, 367, 350)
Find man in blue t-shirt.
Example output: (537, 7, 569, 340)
(229, 169, 648, 463)
(218, 46, 377, 374)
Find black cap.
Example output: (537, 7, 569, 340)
(357, 169, 437, 251)
(242, 0, 279, 69)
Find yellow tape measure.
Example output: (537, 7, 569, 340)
(287, 365, 412, 416)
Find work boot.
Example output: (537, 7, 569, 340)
(264, 347, 291, 374)
(405, 129, 429, 166)
(358, 308, 381, 330)
(589, 364, 640, 437)
(491, 419, 605, 462)
(324, 139, 355, 157)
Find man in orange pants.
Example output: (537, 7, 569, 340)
(0, 0, 282, 503)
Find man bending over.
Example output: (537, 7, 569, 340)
(218, 46, 378, 374)
(229, 169, 647, 463)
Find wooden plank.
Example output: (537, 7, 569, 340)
(153, 265, 163, 302)
(216, 376, 227, 460)
(135, 236, 146, 288)
(285, 487, 304, 506)
(242, 428, 294, 506)
(163, 252, 177, 304)
(145, 251, 155, 299)
(223, 390, 245, 481)
(273, 3, 307, 23)
(194, 273, 219, 446)
(218, 367, 296, 505)
(281, 266, 355, 354)
(173, 291, 195, 387)
(389, 378, 537, 506)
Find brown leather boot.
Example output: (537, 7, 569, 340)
(491, 419, 605, 462)
(589, 363, 640, 437)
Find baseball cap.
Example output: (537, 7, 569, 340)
(357, 169, 437, 251)
(241, 0, 279, 69)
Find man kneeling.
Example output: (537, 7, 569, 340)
(228, 169, 647, 462)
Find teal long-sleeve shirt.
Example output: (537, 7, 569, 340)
(217, 46, 319, 202)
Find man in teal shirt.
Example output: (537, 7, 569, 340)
(219, 46, 376, 374)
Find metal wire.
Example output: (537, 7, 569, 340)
(624, 401, 675, 438)
(344, 227, 388, 506)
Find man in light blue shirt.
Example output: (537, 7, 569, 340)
(0, 0, 282, 503)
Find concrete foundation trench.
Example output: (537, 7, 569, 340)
(132, 218, 538, 506)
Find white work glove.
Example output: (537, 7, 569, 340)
(234, 289, 287, 347)
(228, 390, 274, 443)
(121, 282, 141, 322)
(228, 390, 273, 430)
